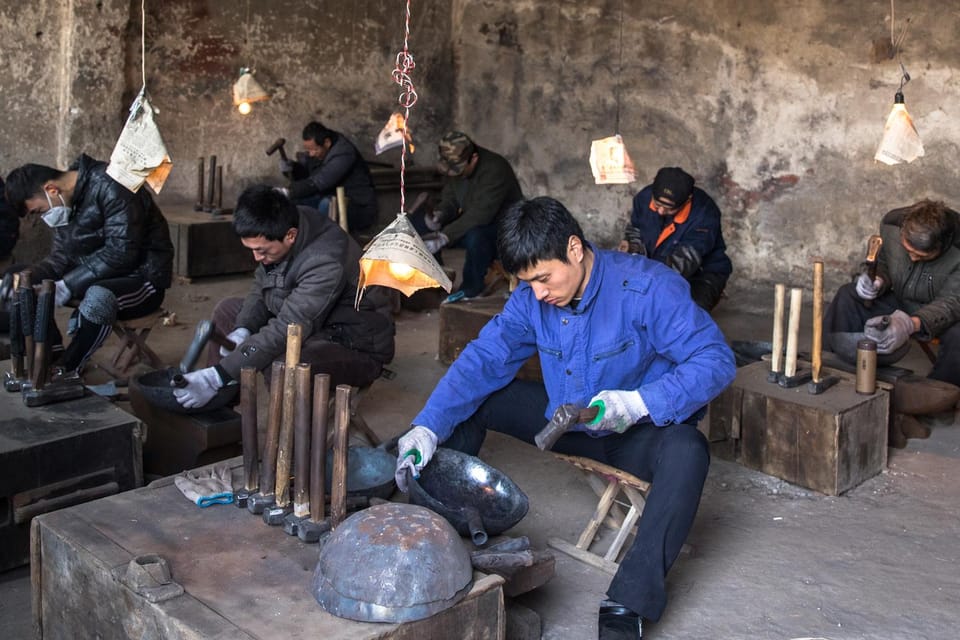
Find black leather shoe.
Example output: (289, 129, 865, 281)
(598, 599, 643, 639)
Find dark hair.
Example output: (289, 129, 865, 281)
(497, 197, 586, 274)
(901, 199, 952, 254)
(232, 185, 300, 241)
(4, 164, 63, 215)
(302, 121, 335, 145)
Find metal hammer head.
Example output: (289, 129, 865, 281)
(180, 320, 214, 374)
(265, 137, 286, 156)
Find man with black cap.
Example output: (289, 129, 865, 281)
(419, 131, 523, 304)
(620, 167, 732, 311)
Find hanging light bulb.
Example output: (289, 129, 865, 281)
(232, 67, 269, 116)
(875, 87, 924, 166)
(357, 0, 451, 304)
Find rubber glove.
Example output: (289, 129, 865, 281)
(173, 466, 234, 507)
(586, 390, 649, 434)
(172, 367, 224, 409)
(220, 327, 252, 356)
(855, 273, 883, 301)
(395, 426, 438, 493)
(864, 310, 915, 354)
(54, 280, 72, 307)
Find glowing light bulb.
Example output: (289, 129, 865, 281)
(387, 261, 416, 281)
(238, 101, 252, 115)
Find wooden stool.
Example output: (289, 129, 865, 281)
(547, 453, 651, 576)
(100, 310, 165, 378)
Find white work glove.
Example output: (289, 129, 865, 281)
(424, 211, 443, 232)
(278, 158, 294, 174)
(395, 426, 439, 493)
(172, 366, 224, 409)
(586, 390, 649, 434)
(855, 273, 883, 301)
(864, 310, 915, 354)
(54, 280, 72, 307)
(422, 232, 449, 255)
(173, 465, 234, 507)
(274, 187, 290, 198)
(219, 327, 251, 356)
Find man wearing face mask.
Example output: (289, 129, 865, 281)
(4, 155, 173, 376)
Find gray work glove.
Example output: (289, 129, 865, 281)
(665, 245, 703, 279)
(422, 232, 449, 255)
(220, 327, 252, 356)
(424, 211, 444, 232)
(278, 158, 295, 175)
(864, 310, 915, 354)
(395, 425, 438, 493)
(622, 225, 646, 256)
(54, 279, 72, 307)
(855, 273, 883, 301)
(173, 466, 234, 507)
(586, 390, 649, 434)
(172, 366, 224, 409)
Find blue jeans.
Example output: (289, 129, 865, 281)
(443, 378, 710, 622)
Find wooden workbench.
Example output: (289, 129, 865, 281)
(161, 204, 256, 278)
(31, 466, 505, 639)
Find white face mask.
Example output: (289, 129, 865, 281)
(42, 191, 71, 228)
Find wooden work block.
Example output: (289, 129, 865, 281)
(162, 204, 256, 278)
(32, 467, 506, 639)
(438, 296, 542, 382)
(708, 360, 889, 495)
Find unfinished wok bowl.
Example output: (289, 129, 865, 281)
(407, 447, 529, 546)
(130, 367, 239, 415)
(312, 502, 473, 623)
(325, 445, 396, 500)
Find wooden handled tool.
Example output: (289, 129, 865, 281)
(205, 155, 217, 211)
(329, 384, 351, 529)
(274, 323, 302, 507)
(310, 373, 331, 523)
(863, 234, 883, 309)
(239, 366, 259, 494)
(335, 186, 349, 233)
(19, 271, 34, 381)
(535, 404, 600, 451)
(292, 363, 313, 519)
(31, 280, 55, 390)
(784, 287, 803, 379)
(259, 360, 286, 502)
(194, 157, 205, 211)
(811, 262, 824, 383)
(769, 283, 786, 380)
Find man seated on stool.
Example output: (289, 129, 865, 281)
(4, 156, 173, 376)
(174, 185, 395, 410)
(414, 131, 523, 304)
(394, 196, 736, 640)
(824, 199, 960, 442)
(277, 121, 378, 235)
(619, 167, 732, 312)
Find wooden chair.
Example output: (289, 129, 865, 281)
(547, 453, 651, 576)
(100, 310, 165, 378)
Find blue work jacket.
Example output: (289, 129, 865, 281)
(414, 248, 737, 442)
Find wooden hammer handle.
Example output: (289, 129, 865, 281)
(274, 324, 303, 506)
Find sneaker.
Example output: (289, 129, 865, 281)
(598, 599, 643, 639)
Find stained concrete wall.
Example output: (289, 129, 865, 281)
(2, 0, 959, 301)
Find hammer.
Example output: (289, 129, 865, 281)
(534, 403, 600, 451)
(179, 320, 237, 374)
(807, 260, 839, 394)
(862, 234, 883, 309)
(265, 137, 289, 164)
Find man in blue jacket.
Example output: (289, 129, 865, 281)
(395, 196, 736, 639)
(620, 167, 732, 311)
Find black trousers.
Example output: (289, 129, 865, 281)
(442, 378, 710, 623)
(825, 282, 960, 386)
(208, 297, 383, 389)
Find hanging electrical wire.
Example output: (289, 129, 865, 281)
(391, 0, 418, 214)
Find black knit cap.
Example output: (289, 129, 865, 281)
(652, 167, 695, 204)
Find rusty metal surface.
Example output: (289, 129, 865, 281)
(313, 503, 473, 622)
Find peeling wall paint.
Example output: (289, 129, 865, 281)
(2, 0, 959, 304)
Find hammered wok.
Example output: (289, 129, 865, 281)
(406, 447, 529, 546)
(130, 367, 239, 415)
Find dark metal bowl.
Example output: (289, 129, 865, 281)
(130, 367, 239, 415)
(326, 445, 396, 500)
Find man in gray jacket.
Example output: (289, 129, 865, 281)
(174, 185, 394, 409)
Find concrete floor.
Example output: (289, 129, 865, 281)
(2, 251, 959, 639)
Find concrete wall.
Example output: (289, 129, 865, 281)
(2, 0, 959, 302)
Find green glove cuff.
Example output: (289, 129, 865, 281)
(401, 449, 422, 466)
(587, 399, 606, 425)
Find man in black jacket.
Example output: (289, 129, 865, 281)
(5, 155, 173, 375)
(173, 185, 394, 409)
(278, 121, 379, 234)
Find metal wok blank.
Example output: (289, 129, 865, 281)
(130, 367, 239, 415)
(407, 447, 529, 546)
(325, 445, 396, 500)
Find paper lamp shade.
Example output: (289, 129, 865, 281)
(358, 214, 452, 298)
